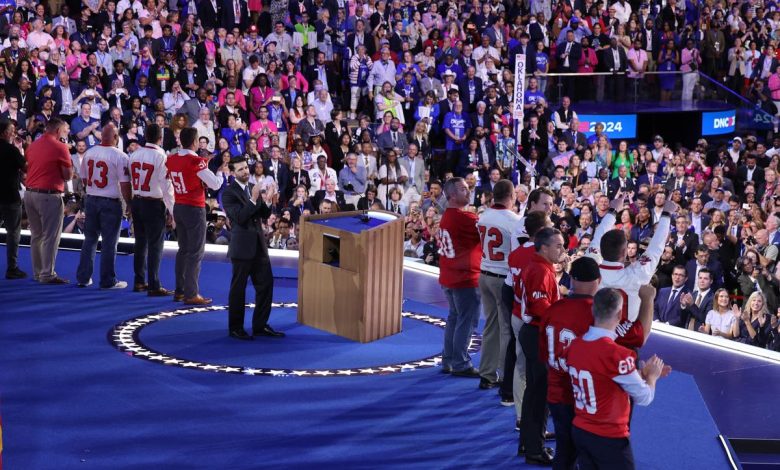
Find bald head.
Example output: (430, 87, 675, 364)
(101, 123, 118, 146)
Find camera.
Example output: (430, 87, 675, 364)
(344, 182, 354, 191)
(747, 236, 757, 245)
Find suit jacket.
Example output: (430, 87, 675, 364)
(736, 165, 765, 193)
(419, 76, 444, 101)
(51, 83, 81, 116)
(177, 69, 206, 94)
(346, 32, 375, 56)
(671, 230, 700, 262)
(457, 76, 484, 112)
(654, 286, 689, 327)
(685, 259, 723, 291)
(399, 156, 425, 195)
(263, 159, 290, 199)
(281, 88, 303, 110)
(607, 176, 635, 198)
(601, 46, 629, 73)
(306, 64, 338, 92)
(556, 41, 582, 71)
(636, 173, 661, 188)
(222, 180, 272, 260)
(313, 189, 347, 209)
(681, 289, 715, 331)
(562, 129, 587, 151)
(183, 98, 216, 125)
(376, 130, 409, 154)
(220, 0, 248, 29)
(520, 126, 548, 158)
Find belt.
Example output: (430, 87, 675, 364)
(27, 188, 62, 194)
(135, 195, 163, 201)
(480, 270, 505, 279)
(88, 194, 120, 201)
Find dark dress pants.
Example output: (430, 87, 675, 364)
(519, 323, 548, 455)
(132, 198, 166, 289)
(228, 238, 273, 333)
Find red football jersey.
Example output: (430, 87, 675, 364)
(438, 208, 481, 289)
(564, 336, 638, 438)
(541, 296, 594, 405)
(508, 242, 536, 318)
(519, 254, 559, 327)
(613, 288, 645, 349)
(165, 152, 209, 207)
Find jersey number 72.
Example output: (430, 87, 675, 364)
(478, 226, 505, 261)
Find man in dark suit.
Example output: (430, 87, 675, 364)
(183, 88, 216, 125)
(263, 145, 290, 200)
(685, 245, 723, 291)
(602, 37, 629, 101)
(736, 154, 765, 194)
(654, 265, 689, 327)
(670, 215, 699, 262)
(680, 268, 715, 331)
(306, 51, 338, 94)
(520, 114, 547, 159)
(457, 66, 483, 113)
(376, 117, 409, 154)
(221, 0, 248, 30)
(556, 29, 582, 100)
(221, 156, 286, 340)
(636, 160, 662, 188)
(198, 0, 222, 29)
(561, 117, 587, 152)
(607, 165, 635, 198)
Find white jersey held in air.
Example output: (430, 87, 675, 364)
(586, 211, 671, 323)
(477, 206, 520, 276)
(129, 143, 176, 214)
(80, 143, 131, 199)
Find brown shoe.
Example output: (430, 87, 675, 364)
(148, 287, 174, 297)
(42, 276, 69, 285)
(133, 283, 148, 292)
(173, 293, 185, 302)
(183, 295, 212, 305)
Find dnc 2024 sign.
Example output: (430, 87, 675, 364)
(701, 110, 736, 136)
(577, 114, 638, 139)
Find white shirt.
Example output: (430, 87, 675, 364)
(80, 143, 131, 199)
(129, 143, 175, 213)
(477, 206, 520, 275)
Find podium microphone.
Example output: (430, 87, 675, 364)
(360, 210, 370, 223)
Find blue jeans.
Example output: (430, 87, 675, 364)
(77, 195, 123, 287)
(442, 287, 481, 372)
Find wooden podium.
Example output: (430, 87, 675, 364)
(297, 210, 404, 342)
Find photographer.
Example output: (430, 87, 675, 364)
(206, 210, 230, 245)
(70, 102, 102, 148)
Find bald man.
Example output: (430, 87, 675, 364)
(76, 123, 133, 289)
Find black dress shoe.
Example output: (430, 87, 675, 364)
(479, 378, 499, 389)
(229, 329, 253, 341)
(441, 366, 452, 374)
(544, 431, 556, 440)
(525, 448, 554, 466)
(255, 325, 285, 337)
(451, 367, 480, 378)
(5, 267, 27, 279)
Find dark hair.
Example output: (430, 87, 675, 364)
(697, 268, 712, 280)
(525, 211, 550, 239)
(179, 127, 199, 149)
(534, 227, 562, 252)
(695, 244, 709, 254)
(672, 264, 687, 275)
(600, 229, 627, 261)
(145, 123, 162, 144)
(528, 187, 555, 206)
(0, 119, 13, 135)
(228, 157, 247, 171)
(492, 179, 514, 202)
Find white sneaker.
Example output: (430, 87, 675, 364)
(77, 279, 93, 288)
(103, 281, 128, 290)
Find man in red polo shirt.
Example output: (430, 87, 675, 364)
(518, 226, 565, 465)
(166, 127, 222, 305)
(23, 118, 73, 284)
(541, 256, 601, 470)
(438, 176, 482, 377)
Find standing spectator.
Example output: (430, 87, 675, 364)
(0, 120, 27, 279)
(439, 177, 482, 377)
(128, 123, 175, 296)
(75, 124, 132, 289)
(166, 128, 223, 304)
(23, 118, 72, 284)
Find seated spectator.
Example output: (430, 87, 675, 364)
(700, 288, 739, 339)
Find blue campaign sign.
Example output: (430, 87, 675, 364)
(577, 114, 638, 139)
(738, 107, 774, 131)
(701, 110, 737, 135)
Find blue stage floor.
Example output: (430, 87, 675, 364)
(0, 246, 762, 468)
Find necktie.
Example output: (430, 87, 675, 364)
(695, 292, 702, 307)
(392, 132, 397, 144)
(649, 174, 654, 186)
(234, 0, 240, 19)
(244, 184, 251, 199)
(668, 288, 679, 304)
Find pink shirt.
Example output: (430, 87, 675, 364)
(680, 47, 700, 73)
(626, 48, 647, 78)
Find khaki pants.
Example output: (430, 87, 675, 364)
(24, 191, 64, 282)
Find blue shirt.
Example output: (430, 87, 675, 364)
(443, 112, 470, 150)
(535, 52, 549, 72)
(221, 127, 248, 157)
(70, 116, 101, 148)
(524, 90, 545, 106)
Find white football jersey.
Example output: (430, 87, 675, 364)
(477, 206, 520, 275)
(80, 144, 131, 199)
